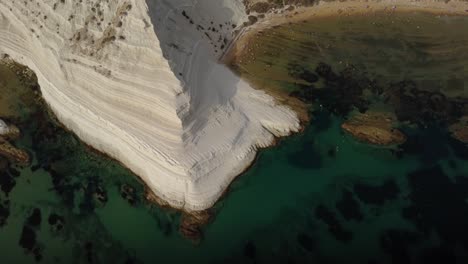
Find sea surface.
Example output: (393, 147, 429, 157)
(1, 11, 468, 264)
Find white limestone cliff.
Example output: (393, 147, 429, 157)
(0, 0, 300, 211)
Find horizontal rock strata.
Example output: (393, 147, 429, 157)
(0, 0, 300, 211)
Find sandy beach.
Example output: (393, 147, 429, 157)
(226, 0, 468, 63)
(224, 0, 468, 123)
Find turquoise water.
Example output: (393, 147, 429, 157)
(1, 11, 468, 264)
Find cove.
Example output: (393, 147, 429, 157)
(1, 11, 468, 264)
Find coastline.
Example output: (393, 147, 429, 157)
(1, 0, 467, 243)
(243, 0, 468, 31)
(0, 0, 302, 212)
(229, 0, 468, 53)
(5, 1, 468, 214)
(225, 0, 468, 64)
(224, 0, 468, 124)
(1, 57, 300, 242)
(0, 57, 296, 232)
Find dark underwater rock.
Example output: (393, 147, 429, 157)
(353, 180, 399, 206)
(0, 170, 16, 196)
(27, 208, 42, 228)
(94, 184, 108, 204)
(315, 62, 337, 81)
(291, 63, 371, 116)
(379, 229, 420, 264)
(404, 165, 468, 249)
(297, 233, 315, 252)
(120, 184, 137, 206)
(19, 225, 36, 251)
(315, 204, 352, 242)
(418, 246, 456, 264)
(398, 127, 452, 164)
(287, 63, 319, 83)
(288, 138, 323, 169)
(0, 200, 10, 227)
(48, 213, 65, 232)
(385, 80, 468, 126)
(336, 190, 363, 222)
(244, 240, 256, 259)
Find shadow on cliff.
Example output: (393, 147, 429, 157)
(145, 0, 242, 127)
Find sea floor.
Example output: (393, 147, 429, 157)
(1, 11, 468, 264)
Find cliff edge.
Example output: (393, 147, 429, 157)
(0, 0, 300, 211)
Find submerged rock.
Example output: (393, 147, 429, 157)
(120, 184, 137, 206)
(449, 116, 468, 144)
(336, 190, 363, 222)
(297, 233, 315, 252)
(353, 180, 400, 206)
(403, 166, 468, 248)
(379, 229, 420, 264)
(0, 140, 30, 165)
(244, 240, 257, 259)
(342, 111, 406, 146)
(0, 170, 16, 196)
(315, 204, 353, 242)
(385, 80, 468, 126)
(19, 225, 36, 251)
(0, 200, 10, 227)
(48, 213, 65, 232)
(93, 184, 108, 205)
(179, 210, 211, 243)
(27, 208, 42, 228)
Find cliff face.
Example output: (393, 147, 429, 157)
(0, 0, 299, 211)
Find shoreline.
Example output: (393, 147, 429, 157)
(226, 0, 468, 63)
(1, 58, 298, 232)
(251, 0, 468, 29)
(223, 0, 468, 124)
(1, 0, 304, 212)
(3, 1, 468, 217)
(225, 0, 468, 64)
(1, 57, 303, 242)
(5, 0, 468, 211)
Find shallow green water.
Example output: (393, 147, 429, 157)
(1, 11, 468, 264)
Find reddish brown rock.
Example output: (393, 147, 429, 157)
(342, 111, 406, 146)
(179, 210, 212, 243)
(4, 125, 20, 140)
(449, 116, 468, 144)
(145, 189, 212, 243)
(0, 140, 30, 165)
(145, 188, 171, 208)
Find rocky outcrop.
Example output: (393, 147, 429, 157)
(179, 210, 212, 243)
(0, 119, 29, 165)
(342, 112, 406, 146)
(0, 119, 20, 140)
(0, 138, 29, 165)
(449, 116, 468, 144)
